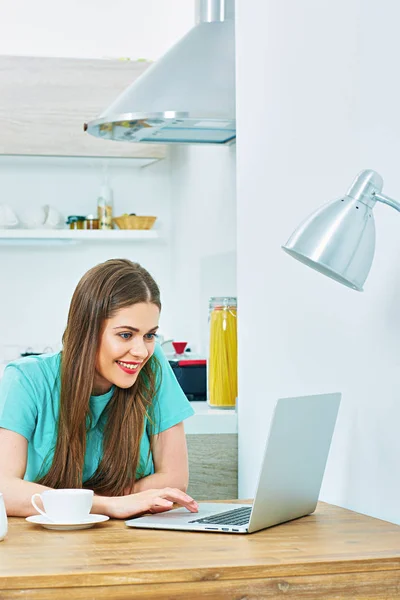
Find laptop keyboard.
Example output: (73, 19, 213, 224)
(188, 506, 252, 526)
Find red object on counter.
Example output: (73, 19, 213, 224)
(177, 359, 207, 366)
(172, 341, 188, 354)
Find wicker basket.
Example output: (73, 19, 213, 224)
(112, 215, 157, 230)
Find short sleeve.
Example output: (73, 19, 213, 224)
(0, 365, 38, 441)
(150, 344, 195, 434)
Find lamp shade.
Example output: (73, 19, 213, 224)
(282, 194, 376, 291)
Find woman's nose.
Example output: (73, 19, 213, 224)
(129, 339, 148, 359)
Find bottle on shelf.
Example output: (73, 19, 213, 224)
(97, 182, 113, 230)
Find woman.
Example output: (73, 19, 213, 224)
(0, 259, 198, 518)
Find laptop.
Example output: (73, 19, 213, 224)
(125, 392, 341, 534)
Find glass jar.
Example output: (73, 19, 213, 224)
(66, 216, 85, 230)
(84, 215, 99, 230)
(207, 297, 237, 408)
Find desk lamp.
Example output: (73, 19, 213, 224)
(282, 169, 400, 291)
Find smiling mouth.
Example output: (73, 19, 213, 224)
(116, 360, 142, 373)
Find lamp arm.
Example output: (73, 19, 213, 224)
(373, 192, 400, 213)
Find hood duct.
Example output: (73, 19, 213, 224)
(85, 0, 235, 145)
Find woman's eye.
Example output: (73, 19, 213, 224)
(144, 333, 157, 341)
(119, 332, 132, 340)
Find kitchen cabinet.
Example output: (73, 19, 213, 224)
(187, 434, 238, 500)
(185, 403, 238, 500)
(0, 55, 166, 160)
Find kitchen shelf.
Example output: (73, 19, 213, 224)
(0, 229, 159, 245)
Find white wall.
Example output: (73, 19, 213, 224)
(0, 0, 194, 60)
(169, 145, 237, 355)
(237, 0, 400, 524)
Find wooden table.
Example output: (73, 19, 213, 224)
(1, 501, 400, 599)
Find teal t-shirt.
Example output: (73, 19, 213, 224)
(0, 343, 194, 483)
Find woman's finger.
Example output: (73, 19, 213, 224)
(158, 489, 199, 512)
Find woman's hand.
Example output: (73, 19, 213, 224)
(105, 487, 199, 520)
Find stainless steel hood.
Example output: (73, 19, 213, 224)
(85, 0, 235, 145)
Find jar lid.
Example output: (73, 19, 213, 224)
(66, 215, 86, 224)
(209, 296, 237, 309)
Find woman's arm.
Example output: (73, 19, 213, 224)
(132, 422, 189, 493)
(0, 427, 197, 518)
(0, 428, 52, 517)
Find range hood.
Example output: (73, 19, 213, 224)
(85, 0, 235, 145)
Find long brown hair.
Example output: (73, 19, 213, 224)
(37, 259, 161, 495)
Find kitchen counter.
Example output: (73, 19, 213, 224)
(185, 401, 237, 434)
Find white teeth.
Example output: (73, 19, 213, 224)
(117, 361, 139, 371)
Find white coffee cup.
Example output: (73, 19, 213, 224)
(0, 493, 7, 541)
(43, 205, 63, 229)
(31, 489, 94, 523)
(0, 204, 19, 228)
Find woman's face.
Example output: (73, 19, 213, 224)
(93, 302, 160, 395)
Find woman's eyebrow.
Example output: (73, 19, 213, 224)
(113, 325, 159, 333)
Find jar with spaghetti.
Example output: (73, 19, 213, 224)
(207, 297, 237, 408)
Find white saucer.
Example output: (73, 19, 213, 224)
(26, 514, 109, 531)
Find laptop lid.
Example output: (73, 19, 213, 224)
(248, 392, 341, 533)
